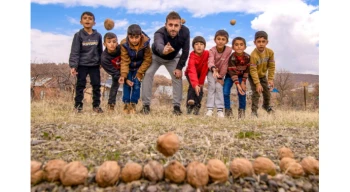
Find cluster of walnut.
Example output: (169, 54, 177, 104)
(31, 132, 319, 188)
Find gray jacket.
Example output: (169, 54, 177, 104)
(69, 29, 103, 68)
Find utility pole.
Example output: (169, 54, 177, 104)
(302, 82, 309, 110)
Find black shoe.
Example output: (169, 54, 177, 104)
(263, 106, 275, 114)
(93, 107, 104, 113)
(193, 106, 200, 115)
(173, 105, 182, 115)
(251, 110, 258, 118)
(187, 106, 194, 114)
(141, 105, 150, 114)
(225, 108, 232, 117)
(238, 109, 245, 119)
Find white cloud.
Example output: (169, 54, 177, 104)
(66, 15, 80, 25)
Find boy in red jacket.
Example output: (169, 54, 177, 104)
(184, 36, 209, 115)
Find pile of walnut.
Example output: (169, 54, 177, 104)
(31, 132, 319, 189)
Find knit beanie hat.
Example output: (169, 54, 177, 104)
(192, 36, 206, 48)
(127, 24, 142, 35)
(255, 31, 268, 40)
(214, 30, 229, 41)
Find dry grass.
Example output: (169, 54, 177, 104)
(31, 99, 319, 171)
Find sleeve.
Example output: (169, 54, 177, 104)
(68, 33, 80, 69)
(187, 54, 199, 88)
(227, 54, 239, 84)
(198, 52, 209, 86)
(153, 32, 165, 56)
(101, 54, 120, 79)
(208, 49, 216, 71)
(176, 31, 190, 70)
(267, 50, 276, 82)
(120, 44, 130, 78)
(137, 45, 152, 79)
(242, 54, 250, 83)
(249, 53, 260, 85)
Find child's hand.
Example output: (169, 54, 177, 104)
(256, 83, 263, 94)
(118, 77, 125, 84)
(217, 79, 224, 86)
(268, 81, 274, 91)
(163, 42, 175, 55)
(70, 68, 78, 76)
(236, 84, 246, 95)
(126, 79, 134, 87)
(241, 82, 246, 92)
(195, 85, 201, 96)
(212, 68, 219, 78)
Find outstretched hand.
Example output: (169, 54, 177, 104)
(163, 42, 175, 55)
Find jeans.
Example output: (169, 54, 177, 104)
(108, 76, 120, 105)
(123, 70, 141, 104)
(223, 75, 246, 109)
(74, 65, 101, 108)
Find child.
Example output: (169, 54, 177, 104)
(184, 36, 209, 115)
(224, 37, 250, 118)
(100, 32, 121, 111)
(118, 24, 152, 114)
(248, 31, 276, 117)
(206, 30, 232, 118)
(69, 11, 103, 113)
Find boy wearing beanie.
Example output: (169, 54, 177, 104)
(249, 30, 276, 117)
(206, 30, 233, 118)
(184, 36, 209, 115)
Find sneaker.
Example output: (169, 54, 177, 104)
(93, 107, 104, 113)
(251, 110, 258, 118)
(108, 103, 115, 111)
(225, 108, 232, 117)
(173, 105, 182, 116)
(187, 106, 194, 114)
(74, 107, 83, 113)
(263, 106, 275, 114)
(238, 109, 245, 119)
(206, 109, 213, 117)
(129, 103, 136, 114)
(187, 99, 195, 106)
(141, 105, 150, 115)
(217, 111, 225, 118)
(193, 106, 200, 115)
(123, 103, 130, 114)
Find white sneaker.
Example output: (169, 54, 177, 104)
(206, 110, 213, 116)
(217, 111, 224, 118)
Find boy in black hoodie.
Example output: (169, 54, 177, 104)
(69, 11, 103, 113)
(100, 32, 121, 111)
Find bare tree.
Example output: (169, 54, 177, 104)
(274, 68, 294, 105)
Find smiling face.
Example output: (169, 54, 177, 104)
(232, 39, 246, 54)
(165, 19, 181, 38)
(104, 37, 118, 53)
(80, 14, 95, 29)
(128, 34, 141, 47)
(254, 37, 269, 52)
(214, 35, 228, 49)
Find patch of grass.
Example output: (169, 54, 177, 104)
(235, 131, 262, 139)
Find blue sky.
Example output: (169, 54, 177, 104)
(30, 0, 319, 78)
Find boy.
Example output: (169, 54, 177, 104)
(224, 37, 250, 118)
(206, 30, 232, 118)
(184, 36, 209, 115)
(118, 24, 152, 114)
(249, 31, 276, 117)
(100, 32, 121, 111)
(69, 11, 103, 113)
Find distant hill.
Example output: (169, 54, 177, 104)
(290, 73, 319, 85)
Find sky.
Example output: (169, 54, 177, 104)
(30, 0, 319, 78)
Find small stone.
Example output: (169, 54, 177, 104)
(302, 182, 313, 192)
(278, 188, 285, 192)
(181, 184, 195, 192)
(146, 185, 158, 192)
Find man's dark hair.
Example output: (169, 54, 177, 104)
(81, 11, 95, 21)
(127, 24, 142, 36)
(103, 32, 117, 42)
(232, 37, 247, 46)
(166, 11, 181, 22)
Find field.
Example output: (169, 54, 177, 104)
(31, 99, 319, 192)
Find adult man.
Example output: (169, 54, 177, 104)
(141, 11, 190, 115)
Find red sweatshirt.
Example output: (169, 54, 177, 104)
(185, 50, 209, 88)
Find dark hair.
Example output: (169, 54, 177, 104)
(214, 29, 229, 42)
(103, 32, 117, 42)
(255, 31, 268, 40)
(166, 11, 181, 22)
(192, 36, 206, 48)
(127, 24, 142, 36)
(232, 37, 246, 46)
(81, 11, 95, 21)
